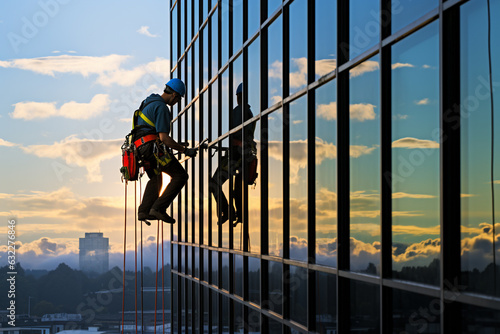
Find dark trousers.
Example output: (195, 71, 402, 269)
(138, 142, 188, 215)
(209, 148, 245, 220)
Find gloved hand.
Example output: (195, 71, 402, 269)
(184, 148, 197, 158)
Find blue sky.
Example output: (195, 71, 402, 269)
(0, 0, 171, 270)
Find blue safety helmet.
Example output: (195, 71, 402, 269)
(166, 78, 186, 98)
(236, 83, 243, 95)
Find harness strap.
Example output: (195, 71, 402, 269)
(134, 134, 157, 148)
(136, 110, 155, 128)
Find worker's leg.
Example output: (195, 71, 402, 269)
(138, 167, 159, 216)
(209, 167, 230, 223)
(151, 158, 188, 212)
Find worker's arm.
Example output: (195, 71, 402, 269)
(159, 132, 186, 152)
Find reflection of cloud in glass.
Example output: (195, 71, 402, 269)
(393, 238, 440, 269)
(317, 102, 377, 122)
(392, 137, 439, 149)
(462, 223, 500, 271)
(391, 62, 414, 70)
(392, 192, 436, 199)
(315, 58, 337, 77)
(349, 60, 379, 77)
(415, 98, 430, 105)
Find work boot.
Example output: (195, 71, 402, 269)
(138, 212, 156, 221)
(149, 208, 176, 224)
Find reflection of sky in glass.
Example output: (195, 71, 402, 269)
(187, 0, 192, 42)
(212, 80, 219, 140)
(349, 0, 379, 60)
(248, 38, 260, 112)
(248, 0, 260, 38)
(315, 79, 337, 267)
(316, 272, 336, 332)
(268, 110, 283, 257)
(460, 0, 500, 297)
(221, 70, 229, 135)
(289, 0, 307, 95)
(268, 16, 282, 107)
(392, 0, 437, 34)
(248, 121, 261, 254)
(222, 137, 230, 248)
(289, 97, 308, 261)
(211, 10, 218, 77)
(350, 55, 380, 274)
(350, 281, 380, 331)
(248, 257, 260, 305)
(212, 250, 218, 286)
(212, 151, 219, 247)
(392, 21, 440, 285)
(268, 0, 281, 18)
(203, 27, 209, 86)
(221, 0, 229, 65)
(194, 40, 200, 96)
(315, 0, 336, 80)
(180, 1, 185, 56)
(234, 254, 243, 297)
(172, 8, 177, 61)
(267, 261, 283, 314)
(233, 0, 243, 53)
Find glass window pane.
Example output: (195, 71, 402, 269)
(203, 248, 209, 281)
(222, 69, 230, 135)
(266, 261, 283, 314)
(392, 288, 440, 333)
(172, 7, 178, 61)
(461, 303, 500, 333)
(268, 16, 282, 107)
(268, 110, 283, 257)
(212, 290, 219, 331)
(187, 0, 192, 42)
(249, 257, 260, 305)
(221, 0, 229, 65)
(194, 0, 199, 33)
(234, 254, 243, 297)
(289, 0, 307, 95)
(268, 317, 282, 333)
(392, 0, 437, 34)
(289, 96, 308, 262)
(460, 0, 500, 298)
(212, 10, 219, 77)
(316, 272, 337, 332)
(212, 250, 219, 286)
(268, 0, 281, 18)
(350, 280, 380, 331)
(349, 55, 381, 274)
(349, 0, 380, 60)
(173, 275, 179, 331)
(203, 26, 209, 86)
(288, 265, 307, 327)
(315, 80, 337, 267)
(248, 37, 260, 113)
(195, 39, 200, 96)
(248, 120, 261, 254)
(391, 21, 440, 285)
(233, 0, 243, 53)
(211, 147, 219, 246)
(194, 247, 200, 278)
(248, 0, 261, 38)
(315, 0, 337, 80)
(202, 95, 210, 245)
(221, 252, 229, 290)
(203, 286, 209, 331)
(221, 137, 230, 248)
(181, 0, 185, 55)
(212, 80, 219, 140)
(247, 307, 262, 333)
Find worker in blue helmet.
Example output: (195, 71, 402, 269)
(210, 82, 256, 226)
(133, 78, 197, 224)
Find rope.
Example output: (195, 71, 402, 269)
(161, 222, 165, 334)
(154, 221, 159, 333)
(134, 182, 138, 334)
(140, 212, 144, 334)
(121, 182, 127, 334)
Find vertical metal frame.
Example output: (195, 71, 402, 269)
(379, 1, 393, 333)
(336, 0, 350, 332)
(440, 1, 462, 332)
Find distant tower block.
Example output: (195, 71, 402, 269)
(79, 232, 109, 274)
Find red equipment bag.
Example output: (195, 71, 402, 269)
(120, 134, 139, 182)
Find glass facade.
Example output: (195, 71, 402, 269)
(170, 0, 500, 332)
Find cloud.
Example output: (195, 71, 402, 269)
(0, 138, 17, 147)
(11, 94, 111, 120)
(0, 55, 169, 87)
(269, 60, 282, 80)
(392, 224, 440, 236)
(289, 57, 307, 88)
(350, 144, 378, 158)
(392, 63, 415, 70)
(392, 192, 437, 199)
(393, 114, 409, 120)
(461, 222, 500, 271)
(392, 137, 439, 149)
(392, 238, 440, 269)
(270, 95, 282, 105)
(316, 102, 376, 122)
(137, 26, 160, 38)
(350, 60, 379, 78)
(315, 58, 337, 77)
(416, 98, 430, 105)
(0, 235, 169, 270)
(461, 193, 477, 198)
(20, 135, 122, 182)
(350, 103, 376, 121)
